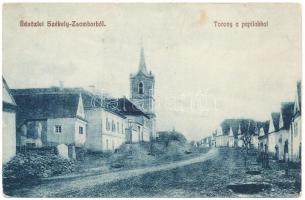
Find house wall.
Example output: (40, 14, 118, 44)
(46, 118, 76, 146)
(268, 129, 290, 160)
(215, 135, 229, 147)
(125, 115, 150, 143)
(74, 118, 87, 147)
(268, 132, 277, 156)
(3, 111, 16, 164)
(85, 108, 126, 152)
(228, 136, 234, 147)
(17, 120, 47, 147)
(258, 136, 267, 152)
(291, 116, 301, 162)
(85, 109, 103, 151)
(252, 135, 259, 149)
(101, 110, 125, 151)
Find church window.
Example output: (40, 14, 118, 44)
(138, 82, 144, 94)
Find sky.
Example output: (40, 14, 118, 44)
(3, 3, 301, 140)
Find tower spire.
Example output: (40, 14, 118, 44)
(139, 47, 148, 74)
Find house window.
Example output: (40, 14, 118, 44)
(55, 125, 62, 133)
(112, 120, 116, 132)
(106, 117, 110, 131)
(138, 82, 144, 94)
(122, 124, 124, 134)
(128, 119, 132, 128)
(79, 126, 84, 134)
(106, 139, 109, 150)
(117, 122, 120, 133)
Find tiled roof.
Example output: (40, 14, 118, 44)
(107, 97, 149, 118)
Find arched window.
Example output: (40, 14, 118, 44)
(138, 82, 144, 94)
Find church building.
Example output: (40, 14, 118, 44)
(129, 47, 156, 140)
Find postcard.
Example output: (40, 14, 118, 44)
(2, 3, 302, 197)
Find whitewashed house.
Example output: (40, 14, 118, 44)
(267, 112, 281, 158)
(251, 123, 259, 149)
(2, 78, 17, 164)
(277, 102, 294, 161)
(85, 97, 127, 152)
(215, 126, 229, 147)
(265, 103, 294, 162)
(211, 132, 216, 147)
(236, 125, 244, 147)
(12, 88, 87, 158)
(290, 81, 301, 162)
(258, 125, 269, 152)
(228, 127, 234, 147)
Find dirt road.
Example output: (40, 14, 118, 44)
(9, 148, 218, 197)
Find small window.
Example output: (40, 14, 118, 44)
(117, 122, 120, 133)
(138, 82, 144, 94)
(55, 125, 62, 133)
(79, 126, 84, 134)
(128, 119, 132, 128)
(106, 117, 110, 131)
(112, 120, 116, 132)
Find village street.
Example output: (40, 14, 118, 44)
(7, 148, 218, 197)
(7, 147, 300, 198)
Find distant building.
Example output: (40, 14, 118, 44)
(12, 88, 87, 158)
(215, 126, 229, 147)
(201, 136, 212, 148)
(236, 125, 244, 148)
(228, 127, 234, 147)
(130, 48, 156, 140)
(211, 132, 216, 147)
(2, 78, 17, 164)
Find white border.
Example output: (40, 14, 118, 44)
(0, 1, 303, 200)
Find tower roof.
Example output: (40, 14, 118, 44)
(139, 47, 148, 75)
(131, 47, 153, 78)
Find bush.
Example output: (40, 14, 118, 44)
(3, 152, 76, 181)
(157, 131, 187, 147)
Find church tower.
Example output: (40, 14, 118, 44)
(130, 47, 156, 138)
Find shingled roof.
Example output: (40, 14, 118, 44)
(11, 87, 101, 109)
(271, 112, 281, 132)
(12, 92, 81, 123)
(280, 102, 294, 130)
